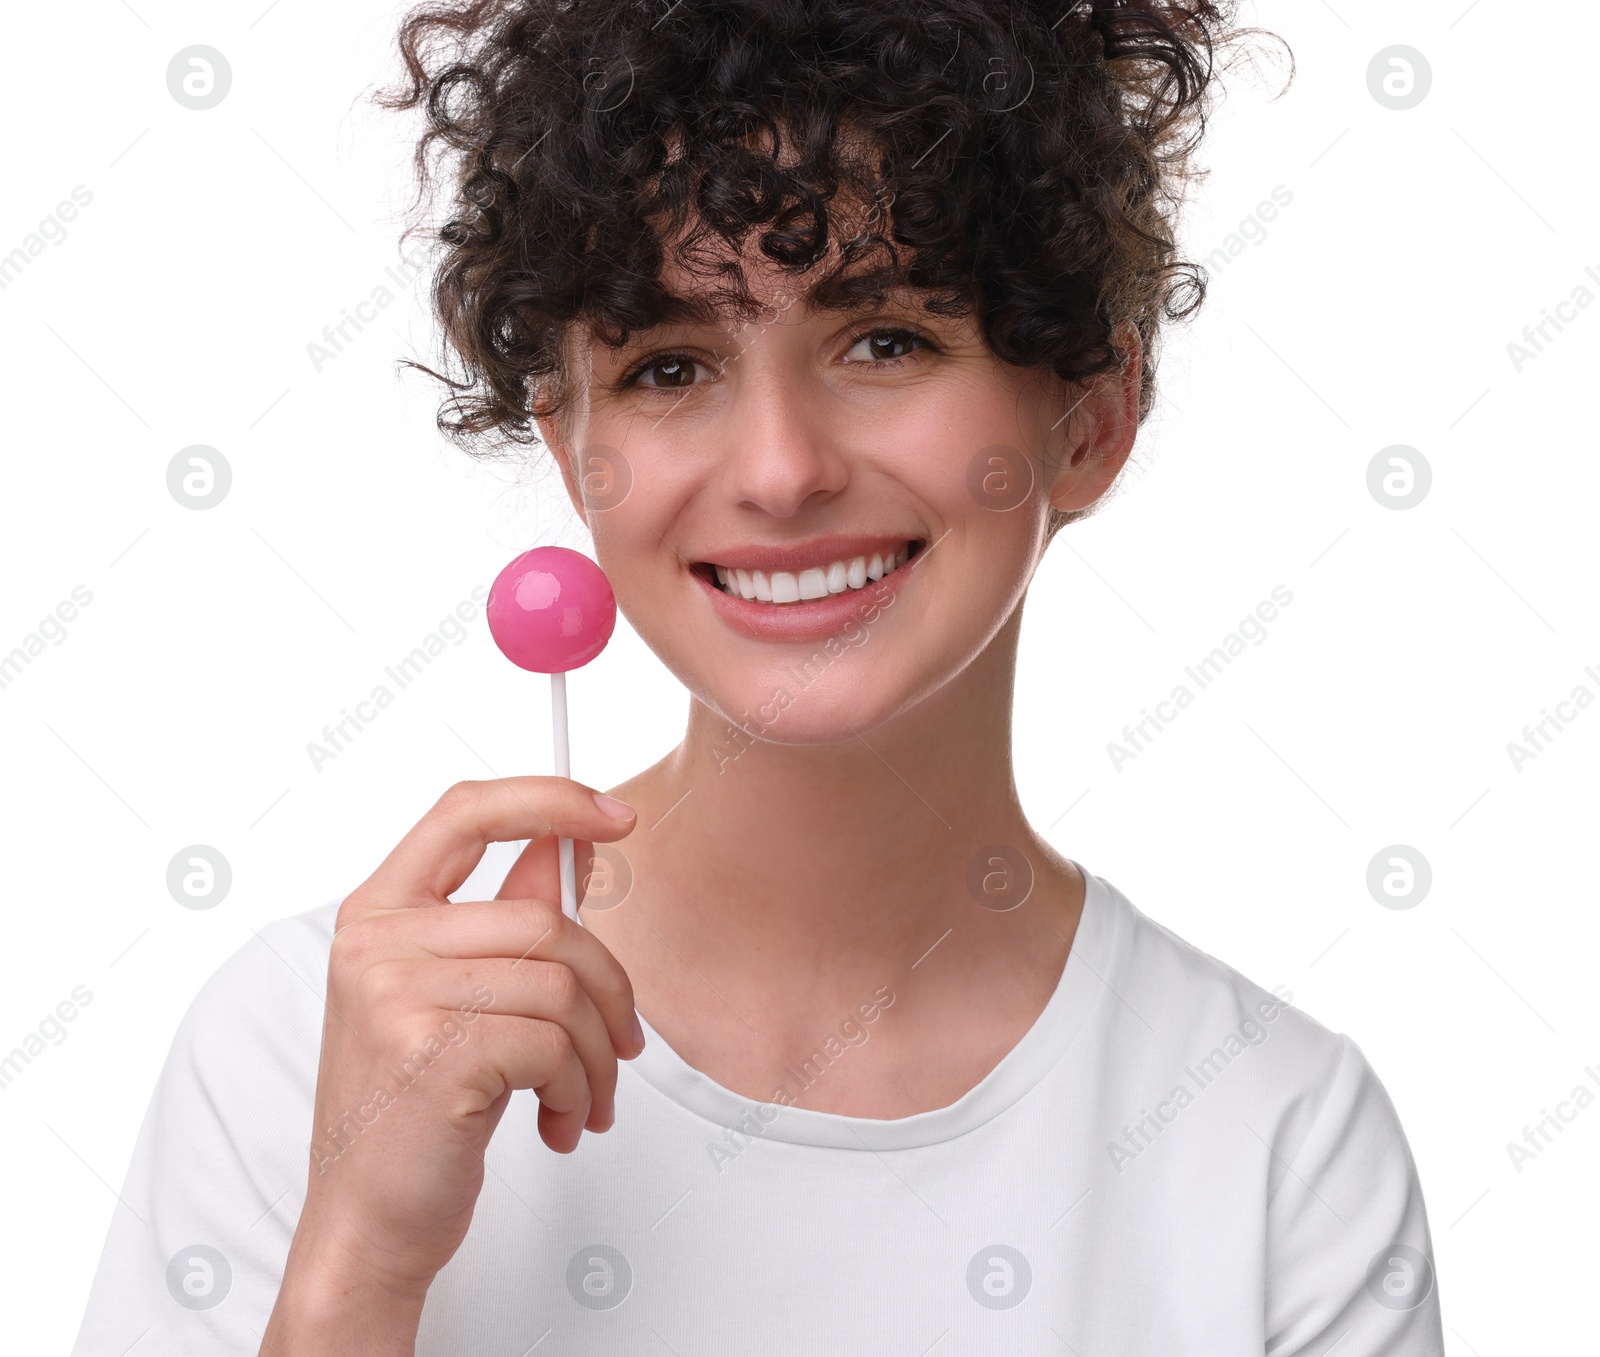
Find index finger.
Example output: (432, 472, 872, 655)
(350, 777, 637, 915)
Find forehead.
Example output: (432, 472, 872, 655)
(654, 241, 807, 320)
(592, 229, 936, 354)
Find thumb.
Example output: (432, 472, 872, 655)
(493, 834, 598, 909)
(493, 834, 555, 905)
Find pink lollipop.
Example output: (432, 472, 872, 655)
(486, 547, 617, 922)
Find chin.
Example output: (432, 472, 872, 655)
(701, 669, 911, 748)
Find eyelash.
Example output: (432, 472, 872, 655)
(615, 325, 936, 393)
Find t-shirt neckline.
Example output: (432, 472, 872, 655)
(623, 859, 1120, 1150)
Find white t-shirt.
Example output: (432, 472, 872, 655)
(71, 848, 1445, 1355)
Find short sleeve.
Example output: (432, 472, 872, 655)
(1264, 1034, 1445, 1356)
(68, 907, 331, 1356)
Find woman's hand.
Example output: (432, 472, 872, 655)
(259, 777, 643, 1355)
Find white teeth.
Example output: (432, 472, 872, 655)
(710, 542, 917, 605)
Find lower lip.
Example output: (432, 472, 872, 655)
(691, 552, 921, 642)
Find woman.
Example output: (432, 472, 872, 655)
(72, 1, 1445, 1353)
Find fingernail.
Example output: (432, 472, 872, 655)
(593, 791, 635, 820)
(630, 1009, 645, 1052)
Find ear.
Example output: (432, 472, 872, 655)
(534, 407, 591, 529)
(1045, 321, 1142, 516)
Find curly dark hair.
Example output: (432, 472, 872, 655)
(380, 0, 1284, 537)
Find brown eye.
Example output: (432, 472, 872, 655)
(843, 328, 931, 363)
(631, 354, 710, 389)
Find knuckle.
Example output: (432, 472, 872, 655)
(433, 779, 483, 819)
(332, 893, 365, 934)
(599, 958, 636, 1015)
(511, 896, 565, 942)
(354, 958, 411, 1012)
(392, 1017, 444, 1060)
(458, 1058, 505, 1103)
(586, 947, 635, 1018)
(540, 963, 582, 1014)
(535, 1019, 576, 1068)
(327, 918, 382, 985)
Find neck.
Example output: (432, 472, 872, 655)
(603, 605, 1076, 1018)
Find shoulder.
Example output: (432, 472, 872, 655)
(211, 896, 339, 994)
(177, 897, 340, 1066)
(1085, 871, 1442, 1348)
(172, 837, 530, 1068)
(67, 897, 348, 1357)
(136, 899, 344, 1150)
(1095, 869, 1347, 1081)
(1085, 869, 1414, 1173)
(176, 839, 525, 1065)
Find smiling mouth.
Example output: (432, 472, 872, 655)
(692, 539, 925, 605)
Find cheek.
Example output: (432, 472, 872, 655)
(882, 374, 1048, 513)
(571, 440, 635, 514)
(587, 500, 669, 606)
(879, 397, 1050, 588)
(901, 425, 1050, 647)
(936, 511, 1045, 647)
(582, 465, 706, 656)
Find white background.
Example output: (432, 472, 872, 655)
(2, 0, 1594, 1351)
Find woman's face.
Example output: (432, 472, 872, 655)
(545, 250, 1138, 747)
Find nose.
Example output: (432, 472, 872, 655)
(717, 356, 850, 518)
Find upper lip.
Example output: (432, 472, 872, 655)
(691, 534, 920, 573)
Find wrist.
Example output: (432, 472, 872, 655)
(269, 1287, 424, 1357)
(264, 1222, 434, 1355)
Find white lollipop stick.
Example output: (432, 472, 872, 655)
(550, 670, 579, 924)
